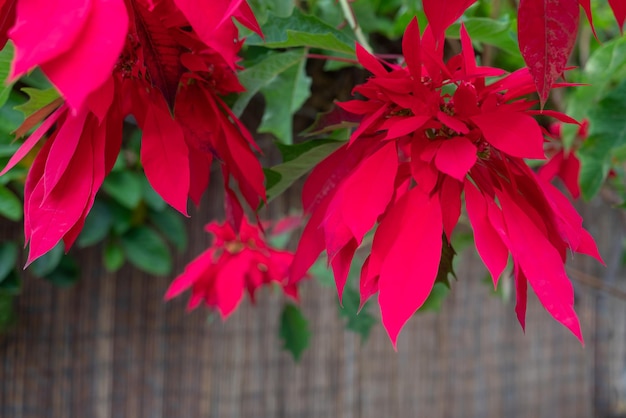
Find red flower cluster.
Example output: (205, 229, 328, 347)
(0, 0, 265, 263)
(538, 120, 588, 199)
(291, 19, 603, 346)
(165, 217, 303, 318)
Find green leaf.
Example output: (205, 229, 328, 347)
(103, 170, 143, 209)
(141, 174, 167, 211)
(0, 270, 20, 295)
(0, 42, 15, 109)
(258, 52, 312, 144)
(233, 49, 308, 116)
(0, 293, 17, 331)
(77, 199, 113, 247)
(245, 8, 356, 54)
(436, 238, 457, 287)
(149, 207, 188, 253)
(14, 87, 61, 118)
(120, 226, 172, 276)
(103, 241, 125, 273)
(565, 36, 626, 146)
(29, 241, 64, 277)
(418, 282, 450, 312)
(339, 287, 376, 343)
(247, 0, 295, 22)
(0, 185, 23, 221)
(447, 17, 520, 57)
(265, 140, 344, 202)
(43, 256, 79, 288)
(0, 242, 18, 282)
(579, 79, 626, 199)
(279, 303, 310, 361)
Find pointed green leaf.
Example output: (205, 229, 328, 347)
(233, 49, 308, 116)
(14, 87, 61, 118)
(266, 140, 344, 202)
(0, 42, 15, 109)
(103, 171, 143, 209)
(43, 256, 79, 288)
(279, 303, 310, 361)
(0, 185, 23, 221)
(245, 8, 356, 54)
(77, 199, 113, 248)
(339, 286, 376, 343)
(103, 241, 125, 273)
(120, 226, 172, 276)
(0, 242, 18, 282)
(149, 207, 188, 253)
(258, 54, 311, 143)
(417, 282, 450, 312)
(29, 241, 64, 277)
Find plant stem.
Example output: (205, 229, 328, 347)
(337, 0, 373, 52)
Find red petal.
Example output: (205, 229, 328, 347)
(27, 127, 94, 264)
(514, 264, 528, 331)
(471, 111, 545, 159)
(440, 176, 462, 241)
(140, 100, 190, 216)
(402, 18, 421, 80)
(423, 0, 477, 45)
(40, 0, 127, 110)
(328, 141, 398, 243)
(10, 0, 91, 77)
(498, 190, 583, 343)
(356, 43, 387, 77)
(330, 239, 358, 303)
(214, 254, 248, 319)
(517, 0, 579, 105)
(578, 0, 597, 39)
(464, 180, 509, 285)
(377, 188, 443, 348)
(381, 115, 429, 140)
(43, 110, 88, 198)
(434, 136, 477, 180)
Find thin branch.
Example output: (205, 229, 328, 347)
(567, 266, 626, 301)
(337, 0, 373, 52)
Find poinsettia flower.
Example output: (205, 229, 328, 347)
(291, 18, 602, 347)
(538, 120, 589, 199)
(0, 0, 265, 263)
(165, 217, 304, 318)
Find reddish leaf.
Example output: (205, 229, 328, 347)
(471, 111, 545, 159)
(27, 129, 94, 264)
(434, 136, 477, 180)
(517, 0, 579, 106)
(464, 180, 508, 285)
(578, 0, 597, 38)
(423, 0, 477, 45)
(131, 1, 183, 108)
(215, 254, 248, 319)
(356, 43, 387, 77)
(440, 176, 462, 241)
(38, 0, 127, 110)
(10, 0, 91, 77)
(402, 18, 421, 80)
(377, 188, 443, 348)
(498, 190, 583, 343)
(43, 110, 88, 198)
(330, 239, 358, 303)
(140, 101, 190, 216)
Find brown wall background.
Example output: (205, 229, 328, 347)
(0, 187, 625, 418)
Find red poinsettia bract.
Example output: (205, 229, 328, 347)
(0, 0, 265, 263)
(291, 18, 603, 347)
(165, 217, 303, 318)
(538, 120, 588, 199)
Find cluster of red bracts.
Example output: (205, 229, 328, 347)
(165, 217, 301, 318)
(0, 0, 265, 264)
(290, 19, 603, 346)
